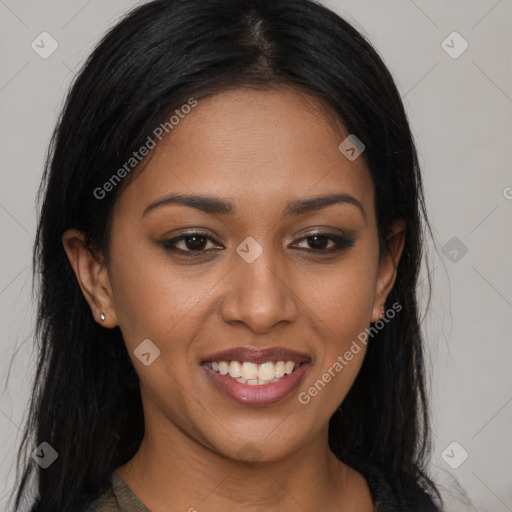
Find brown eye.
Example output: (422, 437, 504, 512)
(293, 232, 355, 253)
(160, 230, 355, 258)
(304, 234, 333, 250)
(161, 232, 221, 254)
(179, 234, 208, 251)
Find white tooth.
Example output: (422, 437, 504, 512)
(218, 361, 229, 375)
(241, 362, 258, 380)
(211, 362, 219, 372)
(229, 361, 241, 378)
(284, 361, 295, 375)
(258, 362, 276, 381)
(235, 377, 247, 384)
(274, 361, 285, 378)
(246, 379, 259, 385)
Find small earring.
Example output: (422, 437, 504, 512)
(100, 313, 106, 322)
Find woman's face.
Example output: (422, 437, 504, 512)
(73, 86, 403, 462)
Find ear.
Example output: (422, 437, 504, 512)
(371, 219, 406, 323)
(61, 229, 118, 327)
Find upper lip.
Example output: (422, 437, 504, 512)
(201, 346, 311, 365)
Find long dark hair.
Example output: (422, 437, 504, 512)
(10, 0, 443, 510)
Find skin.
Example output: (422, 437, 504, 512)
(62, 85, 405, 512)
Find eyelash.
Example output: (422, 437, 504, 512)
(160, 230, 355, 257)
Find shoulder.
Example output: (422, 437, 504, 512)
(84, 472, 134, 512)
(86, 472, 151, 512)
(84, 482, 121, 512)
(357, 463, 443, 512)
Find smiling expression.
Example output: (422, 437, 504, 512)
(83, 85, 402, 461)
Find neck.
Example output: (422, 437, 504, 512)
(116, 417, 373, 512)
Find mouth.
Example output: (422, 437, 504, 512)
(200, 346, 311, 405)
(201, 360, 305, 385)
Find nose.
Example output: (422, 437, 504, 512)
(220, 246, 298, 333)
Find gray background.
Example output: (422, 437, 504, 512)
(0, 0, 511, 510)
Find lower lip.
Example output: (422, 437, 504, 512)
(202, 363, 310, 406)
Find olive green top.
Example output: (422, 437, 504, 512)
(87, 466, 442, 511)
(87, 472, 150, 512)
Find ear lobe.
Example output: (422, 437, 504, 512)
(61, 229, 118, 327)
(371, 219, 406, 322)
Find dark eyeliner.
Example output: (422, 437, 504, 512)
(159, 230, 355, 256)
(293, 232, 355, 253)
(158, 231, 221, 255)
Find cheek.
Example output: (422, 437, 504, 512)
(109, 237, 217, 351)
(296, 249, 377, 406)
(302, 251, 377, 339)
(108, 250, 211, 413)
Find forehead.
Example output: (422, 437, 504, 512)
(114, 86, 374, 222)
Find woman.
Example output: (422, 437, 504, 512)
(11, 0, 444, 510)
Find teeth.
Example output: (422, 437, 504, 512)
(235, 376, 283, 385)
(284, 361, 295, 375)
(241, 362, 258, 380)
(275, 361, 285, 378)
(229, 361, 241, 378)
(209, 360, 301, 382)
(258, 362, 275, 381)
(218, 361, 229, 375)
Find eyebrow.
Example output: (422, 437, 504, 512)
(142, 192, 366, 221)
